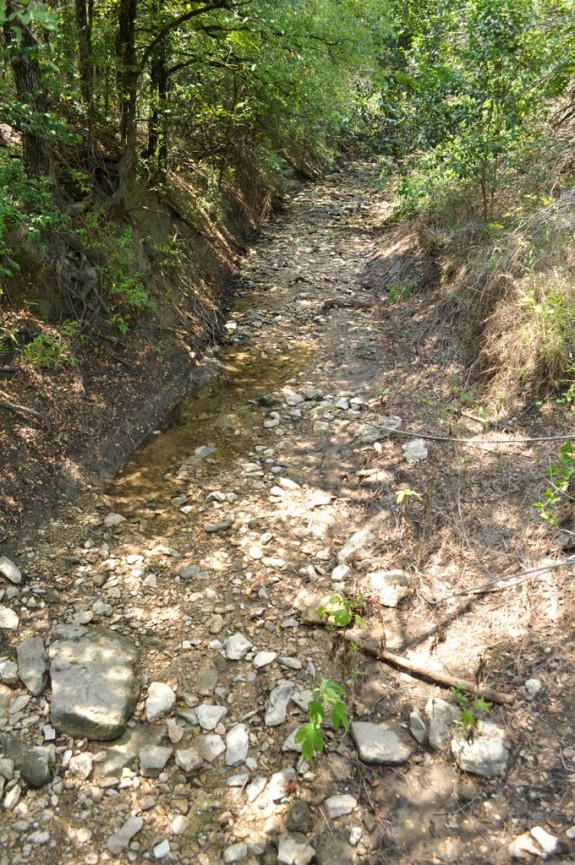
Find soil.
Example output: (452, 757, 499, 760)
(0, 161, 574, 864)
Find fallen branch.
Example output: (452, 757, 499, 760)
(0, 392, 47, 428)
(344, 630, 513, 705)
(434, 554, 575, 602)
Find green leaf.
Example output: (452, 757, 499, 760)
(330, 701, 350, 731)
(308, 699, 325, 725)
(295, 722, 325, 763)
(319, 679, 345, 704)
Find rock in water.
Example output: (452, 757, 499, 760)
(49, 625, 139, 740)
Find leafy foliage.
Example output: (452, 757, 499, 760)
(295, 678, 350, 763)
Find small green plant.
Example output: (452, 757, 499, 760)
(23, 321, 79, 370)
(533, 442, 575, 526)
(396, 486, 422, 506)
(387, 280, 415, 303)
(295, 678, 350, 763)
(450, 685, 491, 740)
(318, 594, 367, 630)
(103, 228, 155, 333)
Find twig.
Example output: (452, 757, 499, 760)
(344, 631, 513, 705)
(433, 555, 575, 602)
(379, 426, 575, 445)
(0, 392, 47, 427)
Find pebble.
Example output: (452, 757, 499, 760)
(106, 816, 144, 853)
(324, 793, 357, 818)
(277, 834, 316, 865)
(223, 842, 248, 863)
(226, 723, 249, 766)
(145, 682, 176, 723)
(0, 557, 22, 585)
(225, 632, 253, 660)
(0, 606, 19, 630)
(197, 703, 227, 731)
(153, 839, 170, 860)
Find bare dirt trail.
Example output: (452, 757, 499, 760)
(0, 162, 574, 865)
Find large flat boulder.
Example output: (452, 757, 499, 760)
(49, 625, 139, 740)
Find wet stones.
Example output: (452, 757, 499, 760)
(49, 625, 139, 740)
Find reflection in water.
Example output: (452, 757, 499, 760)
(107, 341, 312, 512)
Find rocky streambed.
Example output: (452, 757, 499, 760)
(0, 163, 573, 865)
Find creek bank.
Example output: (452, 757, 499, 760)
(0, 163, 281, 545)
(0, 162, 573, 865)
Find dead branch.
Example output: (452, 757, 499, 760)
(344, 630, 513, 705)
(0, 391, 48, 428)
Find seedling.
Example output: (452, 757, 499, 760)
(450, 685, 491, 740)
(295, 678, 350, 763)
(318, 594, 366, 630)
(533, 442, 575, 526)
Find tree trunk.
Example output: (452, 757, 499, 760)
(116, 0, 138, 165)
(75, 0, 95, 115)
(147, 41, 169, 175)
(3, 0, 52, 178)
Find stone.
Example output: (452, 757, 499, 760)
(337, 530, 375, 564)
(425, 698, 460, 750)
(68, 752, 93, 780)
(265, 680, 294, 726)
(146, 682, 176, 722)
(0, 606, 19, 631)
(17, 637, 47, 696)
(525, 678, 543, 697)
(197, 703, 227, 731)
(409, 709, 427, 745)
(331, 564, 350, 582)
(267, 767, 297, 802)
(286, 800, 311, 832)
(4, 783, 21, 810)
(357, 415, 401, 443)
(175, 747, 203, 773)
(360, 569, 411, 607)
(106, 817, 144, 855)
(153, 839, 171, 859)
(451, 720, 510, 777)
(223, 842, 248, 863)
(324, 793, 357, 818)
(508, 826, 559, 859)
(139, 744, 173, 778)
(349, 827, 362, 847)
(0, 658, 19, 686)
(277, 834, 316, 865)
(171, 814, 190, 835)
(0, 557, 22, 585)
(198, 734, 225, 762)
(1, 735, 55, 787)
(402, 438, 428, 462)
(103, 512, 126, 528)
(225, 632, 253, 660)
(226, 723, 249, 766)
(315, 834, 354, 865)
(49, 626, 139, 740)
(351, 721, 416, 764)
(253, 651, 277, 668)
(94, 726, 169, 779)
